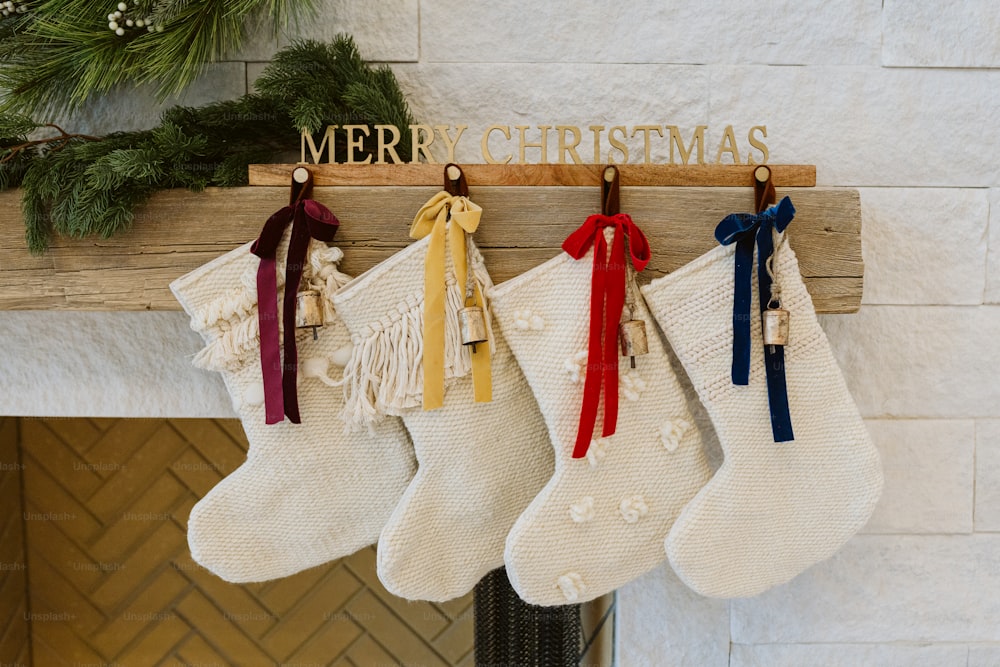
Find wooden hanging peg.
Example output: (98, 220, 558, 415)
(290, 165, 312, 205)
(288, 166, 325, 340)
(755, 165, 790, 348)
(446, 163, 488, 352)
(601, 163, 620, 215)
(606, 165, 649, 369)
(444, 162, 470, 197)
(753, 164, 776, 214)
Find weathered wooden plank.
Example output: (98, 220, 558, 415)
(0, 185, 861, 312)
(248, 163, 817, 187)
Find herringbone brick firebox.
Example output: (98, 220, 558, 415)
(0, 417, 612, 667)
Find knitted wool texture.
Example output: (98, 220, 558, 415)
(170, 236, 415, 583)
(490, 228, 713, 607)
(641, 241, 883, 598)
(333, 232, 553, 603)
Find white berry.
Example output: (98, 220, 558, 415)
(108, 20, 118, 29)
(107, 12, 115, 19)
(117, 2, 127, 10)
(146, 25, 153, 31)
(115, 26, 124, 35)
(113, 9, 121, 17)
(155, 24, 163, 31)
(125, 18, 132, 26)
(135, 18, 143, 27)
(2, 10, 9, 16)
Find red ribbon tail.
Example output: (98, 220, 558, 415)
(567, 213, 651, 456)
(602, 225, 627, 437)
(572, 233, 609, 459)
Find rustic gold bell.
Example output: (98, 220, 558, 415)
(295, 289, 324, 340)
(762, 307, 790, 347)
(459, 305, 489, 352)
(619, 318, 649, 369)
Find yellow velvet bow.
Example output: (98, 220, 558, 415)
(409, 191, 492, 410)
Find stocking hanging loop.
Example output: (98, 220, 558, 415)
(444, 163, 470, 197)
(290, 165, 313, 204)
(601, 164, 620, 215)
(753, 165, 776, 215)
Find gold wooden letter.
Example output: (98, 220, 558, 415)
(374, 125, 403, 164)
(300, 126, 337, 164)
(747, 125, 769, 164)
(588, 125, 605, 164)
(608, 126, 629, 164)
(714, 125, 741, 164)
(516, 125, 551, 164)
(631, 125, 664, 164)
(410, 124, 437, 164)
(667, 125, 707, 165)
(481, 125, 512, 164)
(344, 125, 372, 164)
(555, 125, 583, 164)
(435, 125, 468, 163)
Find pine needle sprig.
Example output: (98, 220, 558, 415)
(0, 0, 315, 115)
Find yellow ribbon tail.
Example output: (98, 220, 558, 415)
(411, 190, 492, 409)
(421, 207, 447, 411)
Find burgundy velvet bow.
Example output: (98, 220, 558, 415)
(562, 213, 651, 458)
(251, 198, 339, 424)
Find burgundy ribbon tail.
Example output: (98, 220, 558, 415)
(251, 199, 339, 425)
(562, 213, 650, 458)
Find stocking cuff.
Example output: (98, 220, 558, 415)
(332, 235, 494, 425)
(647, 238, 838, 404)
(171, 236, 350, 373)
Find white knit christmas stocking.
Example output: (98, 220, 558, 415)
(171, 237, 415, 583)
(333, 192, 553, 602)
(640, 198, 882, 598)
(490, 222, 713, 607)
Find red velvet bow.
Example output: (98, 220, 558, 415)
(562, 213, 651, 458)
(251, 199, 339, 424)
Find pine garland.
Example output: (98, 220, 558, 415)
(0, 0, 314, 115)
(0, 36, 416, 253)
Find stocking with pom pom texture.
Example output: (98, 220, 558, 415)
(490, 227, 712, 607)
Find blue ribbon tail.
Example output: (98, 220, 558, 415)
(716, 197, 797, 442)
(764, 345, 794, 442)
(731, 234, 755, 385)
(756, 212, 794, 442)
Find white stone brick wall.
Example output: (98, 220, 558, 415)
(2, 2, 999, 664)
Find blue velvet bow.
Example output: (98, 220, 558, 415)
(714, 196, 796, 442)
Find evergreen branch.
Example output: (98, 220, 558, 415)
(6, 35, 416, 253)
